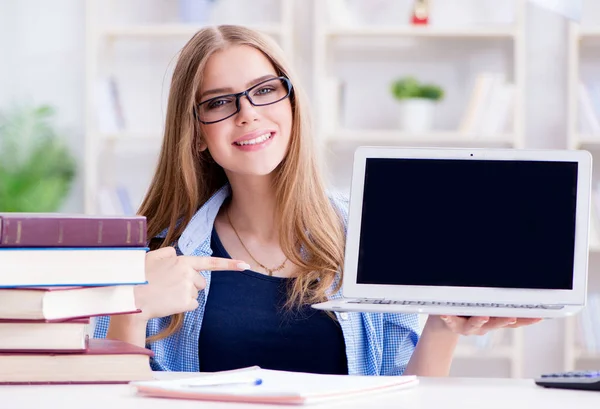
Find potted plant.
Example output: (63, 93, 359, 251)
(390, 76, 444, 132)
(0, 104, 76, 212)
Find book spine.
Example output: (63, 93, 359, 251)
(0, 218, 147, 247)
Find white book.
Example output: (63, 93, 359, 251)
(0, 285, 138, 321)
(459, 73, 500, 135)
(94, 77, 124, 134)
(0, 248, 146, 287)
(578, 82, 600, 135)
(479, 82, 515, 137)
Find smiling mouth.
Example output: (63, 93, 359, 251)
(233, 132, 273, 146)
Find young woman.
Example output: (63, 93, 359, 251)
(94, 25, 540, 376)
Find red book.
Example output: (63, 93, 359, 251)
(0, 213, 147, 247)
(0, 339, 154, 384)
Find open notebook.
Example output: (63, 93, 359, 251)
(131, 366, 418, 405)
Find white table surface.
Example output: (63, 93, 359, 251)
(1, 372, 598, 408)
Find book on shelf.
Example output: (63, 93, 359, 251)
(94, 76, 126, 134)
(579, 81, 600, 137)
(0, 285, 138, 321)
(0, 318, 90, 352)
(0, 339, 153, 384)
(586, 184, 600, 249)
(0, 213, 146, 247)
(459, 72, 514, 138)
(132, 366, 418, 405)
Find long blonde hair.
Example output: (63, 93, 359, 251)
(140, 25, 345, 342)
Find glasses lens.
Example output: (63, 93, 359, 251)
(248, 78, 290, 106)
(197, 95, 238, 124)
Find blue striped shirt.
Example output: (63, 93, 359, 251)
(94, 185, 420, 375)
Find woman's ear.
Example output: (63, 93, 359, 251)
(195, 125, 208, 151)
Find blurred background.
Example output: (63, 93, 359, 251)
(1, 0, 600, 379)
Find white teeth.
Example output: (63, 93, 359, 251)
(235, 133, 272, 146)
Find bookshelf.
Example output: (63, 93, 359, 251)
(323, 25, 518, 38)
(566, 0, 600, 372)
(83, 0, 295, 215)
(312, 0, 527, 195)
(567, 23, 596, 150)
(311, 0, 527, 377)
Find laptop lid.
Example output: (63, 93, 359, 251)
(342, 147, 592, 306)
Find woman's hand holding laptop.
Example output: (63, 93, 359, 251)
(435, 315, 543, 335)
(404, 314, 543, 376)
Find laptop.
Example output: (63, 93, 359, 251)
(313, 147, 592, 318)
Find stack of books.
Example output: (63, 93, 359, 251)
(0, 213, 153, 384)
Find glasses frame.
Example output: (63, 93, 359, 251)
(195, 76, 293, 125)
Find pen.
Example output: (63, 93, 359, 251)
(182, 377, 263, 388)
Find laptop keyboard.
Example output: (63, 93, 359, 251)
(346, 299, 564, 309)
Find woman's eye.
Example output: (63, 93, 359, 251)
(207, 99, 231, 110)
(254, 86, 274, 95)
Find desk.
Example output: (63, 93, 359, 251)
(1, 373, 598, 408)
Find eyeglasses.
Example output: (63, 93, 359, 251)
(196, 76, 293, 125)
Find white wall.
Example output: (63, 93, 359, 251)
(0, 1, 15, 98)
(0, 0, 585, 378)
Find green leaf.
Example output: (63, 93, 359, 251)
(391, 77, 444, 101)
(0, 104, 76, 212)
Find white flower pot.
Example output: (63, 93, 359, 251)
(398, 98, 436, 133)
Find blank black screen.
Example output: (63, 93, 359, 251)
(356, 158, 578, 290)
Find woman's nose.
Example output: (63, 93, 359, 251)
(235, 95, 260, 125)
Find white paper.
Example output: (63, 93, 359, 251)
(528, 0, 582, 21)
(132, 367, 418, 404)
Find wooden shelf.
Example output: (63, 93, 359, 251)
(324, 25, 517, 38)
(578, 27, 600, 38)
(575, 349, 600, 360)
(324, 130, 516, 146)
(574, 134, 600, 148)
(101, 23, 283, 39)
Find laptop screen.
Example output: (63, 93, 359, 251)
(356, 158, 579, 290)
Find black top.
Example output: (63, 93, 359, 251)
(198, 227, 348, 374)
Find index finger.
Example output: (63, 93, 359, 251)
(179, 256, 251, 272)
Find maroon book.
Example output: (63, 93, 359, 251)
(0, 338, 154, 357)
(0, 213, 147, 247)
(0, 317, 91, 324)
(0, 339, 155, 384)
